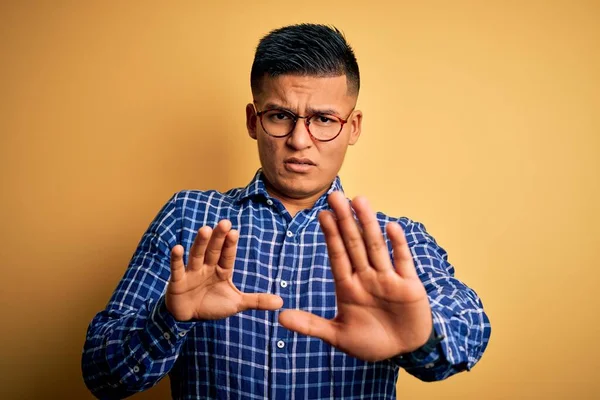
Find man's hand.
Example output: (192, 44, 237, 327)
(166, 219, 283, 321)
(279, 192, 433, 362)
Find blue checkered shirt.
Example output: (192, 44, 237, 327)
(82, 171, 491, 399)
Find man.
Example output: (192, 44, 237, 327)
(83, 24, 491, 399)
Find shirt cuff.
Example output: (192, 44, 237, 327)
(395, 309, 464, 374)
(112, 296, 196, 387)
(145, 295, 195, 355)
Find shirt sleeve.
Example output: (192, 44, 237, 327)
(82, 194, 195, 399)
(394, 218, 491, 381)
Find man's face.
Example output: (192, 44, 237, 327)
(246, 74, 362, 202)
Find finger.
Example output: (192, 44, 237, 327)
(319, 210, 353, 283)
(386, 222, 417, 278)
(218, 229, 239, 270)
(204, 219, 232, 266)
(351, 196, 391, 271)
(188, 226, 212, 270)
(239, 292, 284, 311)
(327, 191, 370, 272)
(169, 244, 185, 282)
(279, 309, 338, 347)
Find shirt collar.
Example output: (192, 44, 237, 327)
(235, 169, 270, 202)
(235, 169, 344, 209)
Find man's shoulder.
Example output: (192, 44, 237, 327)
(374, 210, 412, 229)
(170, 187, 244, 208)
(373, 211, 439, 249)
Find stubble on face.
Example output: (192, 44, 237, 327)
(250, 74, 361, 210)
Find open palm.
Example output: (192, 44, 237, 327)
(166, 220, 283, 322)
(279, 192, 433, 362)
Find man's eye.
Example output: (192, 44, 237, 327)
(313, 115, 335, 124)
(267, 111, 292, 121)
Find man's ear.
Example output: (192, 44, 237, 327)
(348, 110, 363, 145)
(246, 103, 258, 140)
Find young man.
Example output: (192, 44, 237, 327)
(83, 24, 491, 399)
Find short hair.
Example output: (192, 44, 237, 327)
(250, 24, 360, 97)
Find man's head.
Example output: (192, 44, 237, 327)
(246, 24, 363, 207)
(250, 24, 360, 98)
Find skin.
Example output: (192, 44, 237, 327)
(246, 74, 362, 217)
(165, 74, 433, 361)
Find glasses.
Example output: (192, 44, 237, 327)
(254, 105, 354, 142)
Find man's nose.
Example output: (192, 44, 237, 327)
(286, 117, 313, 149)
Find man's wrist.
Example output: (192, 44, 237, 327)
(415, 326, 445, 355)
(398, 325, 445, 361)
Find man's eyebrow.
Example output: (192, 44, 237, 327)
(263, 102, 293, 112)
(307, 107, 341, 116)
(262, 102, 341, 116)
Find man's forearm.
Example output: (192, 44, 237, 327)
(397, 218, 492, 380)
(82, 295, 194, 398)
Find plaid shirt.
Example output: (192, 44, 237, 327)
(82, 171, 491, 399)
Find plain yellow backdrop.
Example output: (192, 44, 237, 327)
(1, 1, 598, 399)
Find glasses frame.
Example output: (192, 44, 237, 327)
(253, 104, 354, 142)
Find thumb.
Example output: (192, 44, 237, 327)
(279, 309, 338, 347)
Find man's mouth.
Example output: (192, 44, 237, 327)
(285, 157, 316, 166)
(284, 157, 316, 173)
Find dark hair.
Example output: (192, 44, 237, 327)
(250, 24, 360, 97)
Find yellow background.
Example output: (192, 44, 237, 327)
(1, 1, 598, 399)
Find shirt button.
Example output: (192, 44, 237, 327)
(424, 362, 435, 369)
(163, 332, 171, 340)
(280, 281, 288, 288)
(178, 331, 186, 337)
(266, 199, 273, 206)
(133, 366, 140, 373)
(286, 231, 293, 238)
(276, 340, 285, 349)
